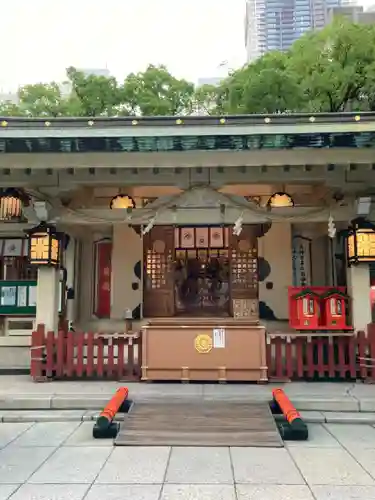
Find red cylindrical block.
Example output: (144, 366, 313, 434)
(97, 387, 129, 429)
(272, 388, 301, 424)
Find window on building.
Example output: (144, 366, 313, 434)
(0, 239, 37, 281)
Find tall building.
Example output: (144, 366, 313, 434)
(76, 68, 111, 78)
(245, 0, 357, 62)
(327, 5, 375, 23)
(197, 77, 223, 87)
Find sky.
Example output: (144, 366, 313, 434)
(1, 0, 372, 92)
(0, 0, 246, 91)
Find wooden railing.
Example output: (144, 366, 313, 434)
(266, 331, 375, 381)
(31, 324, 142, 381)
(31, 323, 375, 383)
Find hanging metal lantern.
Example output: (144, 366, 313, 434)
(346, 218, 375, 266)
(267, 192, 294, 209)
(110, 194, 136, 210)
(26, 223, 62, 267)
(0, 188, 25, 221)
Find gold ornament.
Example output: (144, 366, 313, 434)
(194, 334, 213, 354)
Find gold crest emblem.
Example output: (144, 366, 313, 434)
(194, 334, 213, 354)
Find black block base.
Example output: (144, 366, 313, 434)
(278, 418, 308, 441)
(93, 421, 120, 439)
(119, 399, 133, 413)
(269, 400, 282, 414)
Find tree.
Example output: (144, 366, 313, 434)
(0, 101, 26, 117)
(121, 65, 195, 116)
(288, 19, 375, 112)
(66, 67, 122, 116)
(193, 83, 222, 115)
(220, 52, 303, 114)
(17, 83, 66, 117)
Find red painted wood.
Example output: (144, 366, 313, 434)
(357, 331, 368, 380)
(66, 333, 75, 377)
(128, 341, 135, 379)
(306, 341, 314, 378)
(76, 332, 84, 378)
(117, 338, 125, 379)
(369, 331, 375, 381)
(96, 337, 104, 377)
(285, 340, 293, 379)
(275, 337, 283, 378)
(31, 324, 45, 380)
(56, 330, 65, 377)
(328, 338, 335, 378)
(107, 338, 115, 378)
(288, 286, 350, 331)
(316, 337, 325, 378)
(135, 336, 142, 378)
(86, 333, 94, 377)
(45, 331, 55, 377)
(295, 337, 304, 378)
(337, 337, 346, 378)
(94, 240, 112, 318)
(348, 335, 357, 378)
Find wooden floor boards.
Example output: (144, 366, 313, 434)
(115, 402, 283, 447)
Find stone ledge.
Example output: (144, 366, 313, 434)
(0, 395, 52, 410)
(358, 398, 375, 412)
(0, 409, 122, 423)
(323, 411, 375, 424)
(290, 397, 360, 412)
(50, 396, 110, 410)
(2, 409, 375, 424)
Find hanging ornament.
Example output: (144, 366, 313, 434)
(233, 214, 243, 236)
(142, 216, 156, 236)
(328, 214, 336, 239)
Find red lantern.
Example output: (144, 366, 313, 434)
(290, 289, 320, 330)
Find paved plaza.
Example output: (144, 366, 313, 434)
(1, 421, 375, 498)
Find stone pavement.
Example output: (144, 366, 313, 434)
(1, 376, 375, 415)
(2, 421, 375, 499)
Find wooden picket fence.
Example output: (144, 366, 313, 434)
(31, 323, 375, 382)
(266, 331, 375, 382)
(31, 324, 142, 381)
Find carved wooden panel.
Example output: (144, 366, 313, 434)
(143, 226, 174, 317)
(230, 225, 258, 318)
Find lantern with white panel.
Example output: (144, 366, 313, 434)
(26, 223, 61, 268)
(26, 223, 62, 333)
(346, 218, 375, 332)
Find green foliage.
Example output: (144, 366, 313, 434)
(2, 19, 375, 117)
(288, 19, 375, 112)
(121, 65, 195, 116)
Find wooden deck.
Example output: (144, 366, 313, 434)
(115, 402, 283, 447)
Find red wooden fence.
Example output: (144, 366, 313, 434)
(266, 331, 375, 381)
(31, 324, 142, 381)
(31, 324, 375, 382)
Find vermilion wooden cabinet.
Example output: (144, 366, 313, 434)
(288, 286, 353, 331)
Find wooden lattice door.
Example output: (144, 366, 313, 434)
(143, 226, 175, 317)
(230, 225, 259, 320)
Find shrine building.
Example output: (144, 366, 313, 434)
(0, 112, 375, 377)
